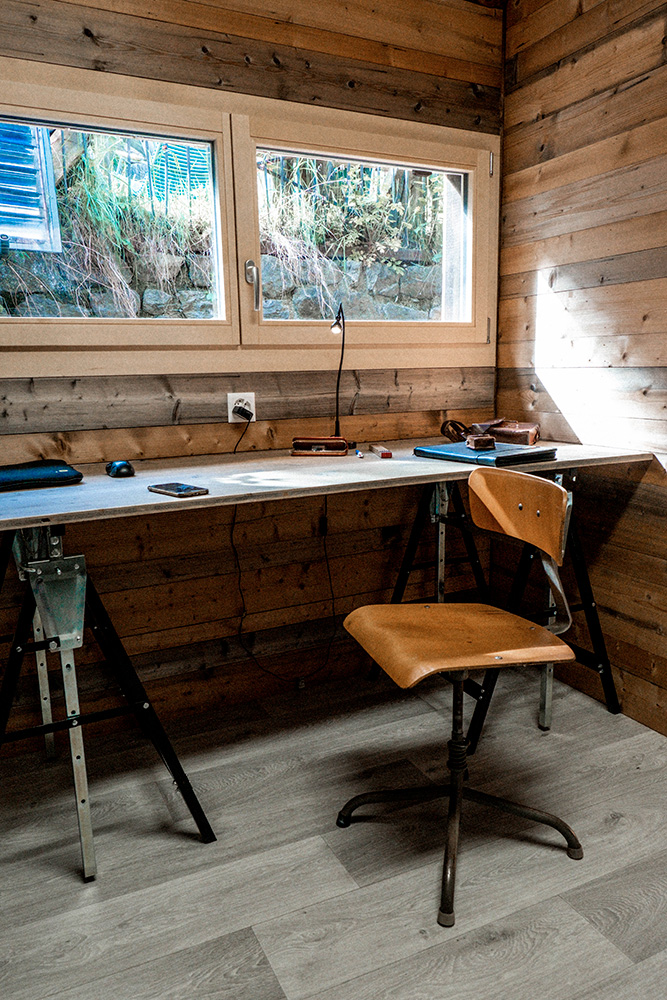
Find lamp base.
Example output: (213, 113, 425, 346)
(290, 436, 348, 456)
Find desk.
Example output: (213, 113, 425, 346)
(0, 439, 653, 531)
(0, 440, 654, 877)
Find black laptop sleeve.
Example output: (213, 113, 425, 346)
(0, 460, 83, 491)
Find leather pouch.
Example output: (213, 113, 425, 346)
(466, 433, 495, 451)
(290, 437, 348, 456)
(471, 419, 541, 446)
(0, 459, 83, 491)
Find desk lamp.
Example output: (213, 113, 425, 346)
(290, 301, 348, 455)
(330, 302, 346, 440)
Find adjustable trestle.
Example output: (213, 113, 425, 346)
(336, 674, 583, 927)
(0, 526, 215, 881)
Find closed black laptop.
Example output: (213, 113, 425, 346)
(413, 441, 557, 466)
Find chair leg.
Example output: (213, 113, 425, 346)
(334, 677, 583, 927)
(539, 663, 554, 731)
(336, 784, 449, 828)
(438, 676, 467, 927)
(461, 786, 583, 860)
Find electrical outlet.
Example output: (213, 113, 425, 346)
(227, 392, 256, 422)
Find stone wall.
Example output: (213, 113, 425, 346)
(0, 249, 214, 319)
(261, 253, 442, 321)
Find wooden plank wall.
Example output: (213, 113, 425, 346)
(500, 0, 667, 734)
(1, 0, 502, 134)
(0, 0, 503, 731)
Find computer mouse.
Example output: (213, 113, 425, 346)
(105, 460, 135, 478)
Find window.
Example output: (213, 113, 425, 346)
(233, 110, 497, 349)
(256, 149, 472, 324)
(0, 59, 498, 375)
(0, 118, 221, 320)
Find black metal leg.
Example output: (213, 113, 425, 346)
(84, 578, 216, 844)
(447, 484, 490, 600)
(566, 515, 621, 714)
(465, 543, 538, 755)
(391, 483, 435, 604)
(465, 667, 500, 757)
(0, 587, 35, 742)
(460, 786, 583, 859)
(0, 529, 15, 595)
(438, 676, 467, 927)
(336, 784, 450, 827)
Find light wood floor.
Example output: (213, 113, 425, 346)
(1, 667, 666, 1000)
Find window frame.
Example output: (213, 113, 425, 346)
(232, 113, 497, 349)
(0, 85, 239, 350)
(0, 58, 499, 377)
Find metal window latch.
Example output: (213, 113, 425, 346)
(244, 259, 260, 311)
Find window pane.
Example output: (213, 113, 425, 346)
(0, 118, 221, 319)
(257, 149, 471, 323)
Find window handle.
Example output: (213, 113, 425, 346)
(244, 259, 260, 311)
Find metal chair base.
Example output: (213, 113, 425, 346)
(336, 678, 583, 927)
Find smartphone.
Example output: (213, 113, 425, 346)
(147, 483, 209, 498)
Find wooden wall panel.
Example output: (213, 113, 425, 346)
(0, 369, 494, 435)
(0, 484, 483, 735)
(1, 0, 502, 132)
(501, 0, 667, 735)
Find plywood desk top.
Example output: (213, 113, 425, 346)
(0, 440, 654, 532)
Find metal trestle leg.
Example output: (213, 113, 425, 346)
(59, 647, 97, 880)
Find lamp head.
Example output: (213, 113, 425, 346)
(330, 303, 345, 335)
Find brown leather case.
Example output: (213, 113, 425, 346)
(290, 437, 348, 456)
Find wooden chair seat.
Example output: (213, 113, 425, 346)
(344, 603, 575, 689)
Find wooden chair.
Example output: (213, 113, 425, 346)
(336, 466, 583, 927)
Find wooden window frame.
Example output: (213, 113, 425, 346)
(0, 58, 499, 377)
(233, 113, 497, 349)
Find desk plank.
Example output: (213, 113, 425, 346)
(0, 441, 654, 532)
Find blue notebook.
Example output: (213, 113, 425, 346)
(413, 441, 557, 466)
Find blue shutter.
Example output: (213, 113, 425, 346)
(0, 121, 62, 253)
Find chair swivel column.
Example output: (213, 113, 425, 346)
(438, 672, 467, 927)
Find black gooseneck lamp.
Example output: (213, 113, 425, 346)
(330, 302, 346, 439)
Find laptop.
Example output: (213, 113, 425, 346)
(413, 441, 558, 466)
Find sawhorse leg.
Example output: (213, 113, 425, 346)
(465, 542, 538, 754)
(564, 514, 621, 714)
(85, 578, 216, 844)
(1, 527, 216, 882)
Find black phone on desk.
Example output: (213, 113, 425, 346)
(147, 483, 209, 497)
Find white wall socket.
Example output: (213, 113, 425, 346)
(227, 392, 256, 422)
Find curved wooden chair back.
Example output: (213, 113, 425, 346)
(467, 467, 571, 566)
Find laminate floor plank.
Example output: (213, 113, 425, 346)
(0, 696, 439, 929)
(563, 847, 667, 963)
(303, 898, 631, 1000)
(0, 836, 352, 1000)
(41, 928, 287, 1000)
(570, 949, 667, 1000)
(0, 752, 417, 933)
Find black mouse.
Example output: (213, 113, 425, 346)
(106, 460, 135, 478)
